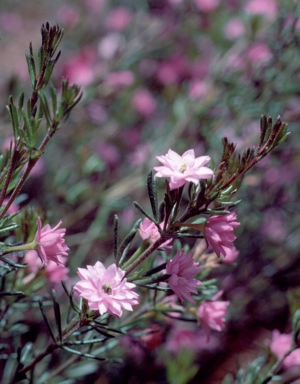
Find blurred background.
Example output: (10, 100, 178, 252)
(1, 0, 300, 382)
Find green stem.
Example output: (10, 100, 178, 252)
(121, 243, 148, 270)
(124, 237, 166, 278)
(258, 346, 297, 384)
(2, 241, 37, 255)
(0, 146, 20, 208)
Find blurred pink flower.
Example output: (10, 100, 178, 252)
(24, 250, 41, 274)
(220, 246, 239, 264)
(129, 143, 152, 166)
(197, 290, 229, 339)
(63, 50, 95, 85)
(269, 330, 300, 368)
(132, 88, 157, 117)
(45, 257, 69, 283)
(94, 140, 120, 168)
(105, 70, 134, 88)
(35, 217, 69, 265)
(244, 0, 278, 20)
(247, 43, 272, 65)
(73, 261, 139, 317)
(24, 250, 69, 284)
(84, 0, 106, 12)
(261, 208, 288, 243)
(3, 198, 19, 214)
(156, 55, 189, 86)
(168, 0, 185, 5)
(194, 0, 220, 12)
(0, 12, 22, 33)
(105, 7, 132, 31)
(189, 80, 208, 100)
(98, 33, 123, 60)
(57, 5, 79, 27)
(166, 250, 201, 303)
(204, 211, 240, 257)
(224, 18, 245, 40)
(138, 218, 172, 248)
(154, 149, 214, 190)
(167, 327, 201, 353)
(87, 101, 108, 124)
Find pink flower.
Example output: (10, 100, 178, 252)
(220, 246, 239, 264)
(105, 70, 134, 88)
(247, 43, 272, 66)
(73, 261, 139, 317)
(166, 327, 202, 353)
(244, 0, 278, 20)
(138, 218, 161, 243)
(138, 218, 172, 248)
(224, 18, 245, 40)
(98, 33, 123, 60)
(204, 211, 240, 257)
(197, 291, 229, 339)
(194, 0, 220, 12)
(105, 7, 132, 31)
(63, 50, 95, 86)
(166, 250, 201, 303)
(45, 257, 69, 283)
(188, 80, 208, 100)
(269, 330, 300, 368)
(24, 250, 69, 284)
(56, 5, 79, 27)
(153, 149, 214, 190)
(3, 198, 19, 214)
(132, 88, 157, 117)
(35, 217, 69, 265)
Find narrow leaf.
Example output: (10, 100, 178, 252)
(39, 300, 56, 342)
(52, 289, 62, 342)
(147, 171, 158, 221)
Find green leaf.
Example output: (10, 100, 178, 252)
(147, 171, 158, 221)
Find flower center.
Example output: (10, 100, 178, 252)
(179, 161, 187, 173)
(102, 283, 112, 295)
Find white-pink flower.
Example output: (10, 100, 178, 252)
(269, 330, 300, 368)
(204, 211, 240, 257)
(73, 261, 139, 317)
(35, 217, 69, 265)
(197, 290, 229, 339)
(166, 250, 201, 303)
(153, 149, 214, 190)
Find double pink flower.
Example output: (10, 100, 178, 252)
(166, 250, 201, 303)
(73, 261, 139, 318)
(154, 149, 214, 190)
(35, 217, 69, 265)
(197, 290, 229, 339)
(204, 211, 240, 257)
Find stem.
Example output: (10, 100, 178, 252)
(17, 316, 82, 377)
(124, 236, 166, 278)
(0, 146, 20, 207)
(259, 346, 297, 384)
(0, 157, 38, 219)
(2, 241, 37, 255)
(169, 186, 184, 225)
(16, 343, 58, 378)
(121, 243, 148, 270)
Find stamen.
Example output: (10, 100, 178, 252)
(102, 283, 112, 295)
(179, 162, 187, 173)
